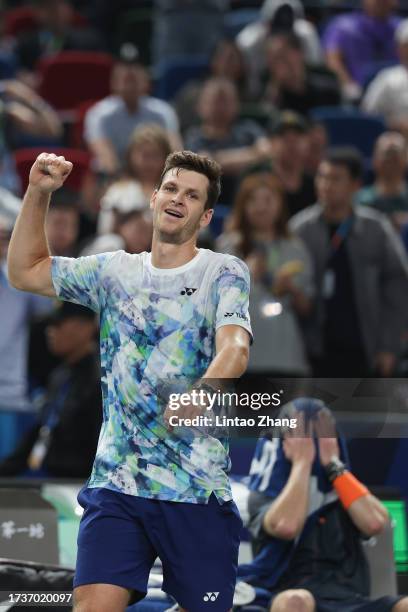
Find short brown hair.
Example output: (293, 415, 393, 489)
(157, 150, 222, 210)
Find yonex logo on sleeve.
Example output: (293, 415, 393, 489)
(224, 312, 248, 321)
(180, 287, 197, 296)
(203, 592, 219, 602)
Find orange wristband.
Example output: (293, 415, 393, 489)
(333, 471, 369, 509)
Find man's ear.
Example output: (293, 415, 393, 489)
(150, 189, 158, 210)
(200, 208, 214, 229)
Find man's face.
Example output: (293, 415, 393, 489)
(198, 82, 238, 126)
(266, 36, 304, 86)
(46, 207, 79, 256)
(150, 168, 213, 244)
(46, 317, 94, 358)
(374, 136, 407, 178)
(111, 64, 145, 105)
(316, 161, 360, 209)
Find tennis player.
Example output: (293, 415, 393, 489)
(7, 150, 252, 612)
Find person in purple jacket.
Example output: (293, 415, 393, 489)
(323, 0, 401, 101)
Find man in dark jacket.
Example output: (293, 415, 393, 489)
(0, 301, 102, 478)
(290, 147, 408, 377)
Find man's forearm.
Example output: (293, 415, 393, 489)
(203, 341, 249, 380)
(8, 185, 51, 289)
(263, 460, 311, 540)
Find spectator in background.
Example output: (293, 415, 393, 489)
(0, 302, 102, 479)
(262, 32, 340, 116)
(16, 0, 104, 86)
(362, 19, 408, 136)
(356, 132, 408, 231)
(0, 80, 62, 194)
(185, 77, 268, 204)
(0, 213, 52, 458)
(241, 399, 408, 612)
(174, 38, 249, 134)
(237, 0, 322, 98)
(45, 188, 80, 256)
(290, 147, 408, 377)
(123, 123, 173, 204)
(81, 206, 153, 256)
(266, 111, 316, 216)
(84, 47, 181, 176)
(323, 0, 401, 102)
(216, 173, 313, 380)
(95, 123, 171, 236)
(0, 79, 62, 146)
(152, 0, 229, 68)
(0, 213, 51, 414)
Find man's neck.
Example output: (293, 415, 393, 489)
(375, 176, 406, 196)
(151, 235, 200, 269)
(322, 201, 353, 224)
(124, 98, 140, 114)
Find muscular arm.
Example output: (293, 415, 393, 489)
(318, 430, 389, 537)
(262, 457, 313, 540)
(7, 153, 73, 296)
(347, 493, 389, 537)
(204, 325, 250, 380)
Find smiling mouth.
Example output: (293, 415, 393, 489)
(164, 209, 184, 218)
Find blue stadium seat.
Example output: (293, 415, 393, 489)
(211, 204, 231, 238)
(223, 8, 260, 38)
(310, 107, 386, 159)
(154, 56, 210, 101)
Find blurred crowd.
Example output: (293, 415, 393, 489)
(2, 0, 408, 472)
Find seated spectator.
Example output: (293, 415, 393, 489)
(174, 38, 249, 134)
(46, 188, 80, 256)
(262, 32, 340, 116)
(290, 147, 408, 377)
(84, 46, 181, 176)
(123, 124, 173, 204)
(0, 301, 102, 479)
(185, 77, 267, 204)
(82, 206, 153, 256)
(237, 0, 322, 98)
(0, 212, 51, 415)
(241, 398, 408, 612)
(323, 0, 401, 101)
(356, 132, 408, 231)
(362, 19, 408, 136)
(216, 173, 313, 379)
(0, 78, 62, 146)
(15, 0, 104, 86)
(266, 111, 316, 216)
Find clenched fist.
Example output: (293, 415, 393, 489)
(29, 153, 73, 194)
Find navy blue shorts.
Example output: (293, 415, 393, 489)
(74, 487, 242, 611)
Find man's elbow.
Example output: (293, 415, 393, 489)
(361, 515, 389, 537)
(264, 517, 302, 541)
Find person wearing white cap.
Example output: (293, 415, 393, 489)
(362, 18, 408, 136)
(237, 0, 322, 97)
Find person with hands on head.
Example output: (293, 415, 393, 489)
(7, 149, 252, 612)
(240, 398, 408, 612)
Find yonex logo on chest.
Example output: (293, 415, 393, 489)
(180, 287, 197, 296)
